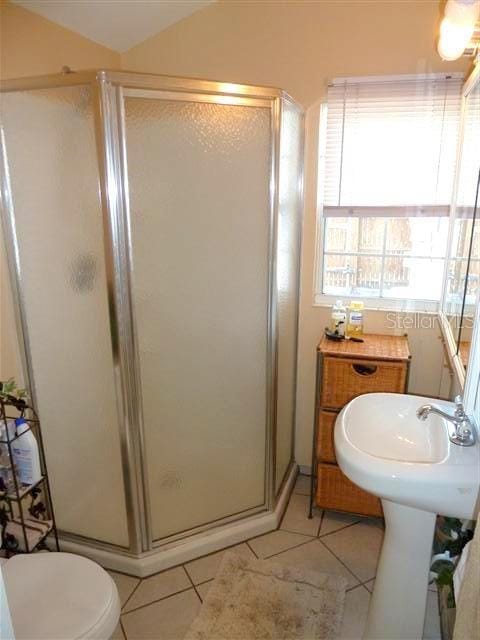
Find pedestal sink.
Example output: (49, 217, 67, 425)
(334, 392, 479, 640)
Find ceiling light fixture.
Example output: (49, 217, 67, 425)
(437, 0, 480, 61)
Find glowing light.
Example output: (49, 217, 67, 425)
(437, 0, 480, 61)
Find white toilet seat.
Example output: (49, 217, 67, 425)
(2, 552, 120, 640)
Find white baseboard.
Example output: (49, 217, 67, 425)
(58, 463, 298, 577)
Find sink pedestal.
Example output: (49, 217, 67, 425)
(363, 500, 436, 640)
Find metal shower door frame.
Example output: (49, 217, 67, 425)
(106, 71, 283, 549)
(0, 72, 145, 553)
(0, 69, 298, 555)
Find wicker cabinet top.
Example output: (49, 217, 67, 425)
(318, 334, 411, 362)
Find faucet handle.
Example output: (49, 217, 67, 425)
(454, 395, 466, 418)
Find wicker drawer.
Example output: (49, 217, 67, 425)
(317, 410, 338, 463)
(320, 356, 407, 409)
(316, 463, 383, 517)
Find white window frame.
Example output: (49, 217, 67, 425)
(313, 74, 463, 312)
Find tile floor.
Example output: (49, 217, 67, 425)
(108, 474, 441, 640)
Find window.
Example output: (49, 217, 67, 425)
(315, 74, 463, 309)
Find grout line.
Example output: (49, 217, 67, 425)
(181, 539, 255, 578)
(262, 535, 319, 560)
(122, 586, 196, 616)
(194, 579, 214, 603)
(294, 474, 312, 497)
(183, 563, 195, 585)
(346, 582, 372, 594)
(114, 558, 190, 582)
(318, 518, 362, 539)
(196, 578, 215, 586)
(121, 580, 143, 613)
(246, 540, 259, 559)
(279, 527, 318, 538)
(108, 568, 142, 579)
(119, 537, 257, 585)
(355, 578, 375, 592)
(183, 563, 204, 603)
(318, 537, 366, 586)
(119, 619, 127, 639)
(346, 584, 360, 592)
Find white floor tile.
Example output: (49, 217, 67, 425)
(339, 585, 371, 639)
(271, 537, 359, 588)
(280, 493, 321, 536)
(319, 510, 361, 536)
(122, 589, 200, 640)
(123, 566, 191, 613)
(111, 622, 125, 639)
(248, 529, 312, 559)
(184, 542, 255, 585)
(294, 474, 311, 496)
(423, 590, 441, 640)
(195, 580, 213, 602)
(108, 571, 140, 608)
(364, 578, 375, 593)
(322, 519, 384, 582)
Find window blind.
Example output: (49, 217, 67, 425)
(323, 74, 463, 217)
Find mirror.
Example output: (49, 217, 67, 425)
(441, 67, 480, 385)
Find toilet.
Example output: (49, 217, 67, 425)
(1, 553, 120, 639)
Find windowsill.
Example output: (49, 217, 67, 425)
(312, 294, 439, 314)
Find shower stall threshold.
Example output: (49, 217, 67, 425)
(56, 464, 298, 577)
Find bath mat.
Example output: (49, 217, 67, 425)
(185, 551, 347, 640)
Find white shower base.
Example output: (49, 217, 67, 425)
(57, 464, 297, 578)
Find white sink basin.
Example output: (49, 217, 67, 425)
(335, 392, 479, 519)
(334, 392, 480, 640)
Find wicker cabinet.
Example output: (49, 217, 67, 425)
(310, 334, 411, 518)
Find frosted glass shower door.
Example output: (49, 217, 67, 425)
(123, 94, 272, 541)
(1, 86, 129, 546)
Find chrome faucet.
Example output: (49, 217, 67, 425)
(416, 396, 476, 446)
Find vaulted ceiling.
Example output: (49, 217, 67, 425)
(12, 1, 214, 52)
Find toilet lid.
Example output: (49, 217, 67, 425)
(3, 552, 118, 639)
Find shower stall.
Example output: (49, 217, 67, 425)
(0, 70, 304, 575)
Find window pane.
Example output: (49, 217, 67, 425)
(358, 218, 385, 253)
(451, 217, 479, 260)
(324, 218, 359, 253)
(323, 254, 382, 297)
(385, 217, 448, 256)
(444, 258, 468, 318)
(324, 217, 384, 254)
(465, 259, 479, 308)
(382, 257, 444, 300)
(318, 74, 463, 305)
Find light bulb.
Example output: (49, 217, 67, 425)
(437, 0, 480, 61)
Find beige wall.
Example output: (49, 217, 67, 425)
(122, 0, 466, 108)
(0, 0, 119, 79)
(122, 0, 468, 468)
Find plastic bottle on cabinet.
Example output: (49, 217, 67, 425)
(346, 301, 364, 338)
(330, 300, 347, 337)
